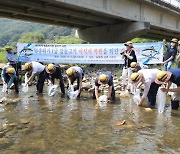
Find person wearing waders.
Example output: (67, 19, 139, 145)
(24, 61, 46, 93)
(155, 69, 180, 110)
(1, 65, 19, 93)
(162, 38, 178, 71)
(93, 72, 115, 102)
(130, 62, 148, 73)
(45, 64, 65, 95)
(121, 41, 137, 90)
(131, 69, 161, 108)
(66, 66, 84, 98)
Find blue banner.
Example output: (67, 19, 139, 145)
(17, 42, 163, 64)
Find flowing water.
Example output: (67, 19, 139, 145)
(0, 86, 180, 154)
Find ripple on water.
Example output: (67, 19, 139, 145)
(0, 88, 180, 153)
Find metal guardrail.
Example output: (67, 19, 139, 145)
(151, 0, 180, 12)
(161, 0, 180, 9)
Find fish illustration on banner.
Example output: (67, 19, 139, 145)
(17, 42, 163, 64)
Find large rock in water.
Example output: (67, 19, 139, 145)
(82, 83, 92, 90)
(0, 138, 12, 144)
(0, 97, 7, 103)
(0, 138, 13, 148)
(19, 118, 30, 124)
(0, 97, 21, 106)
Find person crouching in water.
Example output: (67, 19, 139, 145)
(66, 66, 84, 98)
(93, 72, 115, 102)
(130, 62, 148, 73)
(121, 41, 137, 90)
(130, 62, 148, 94)
(24, 61, 46, 93)
(155, 69, 180, 110)
(45, 64, 65, 95)
(1, 65, 18, 93)
(131, 69, 161, 107)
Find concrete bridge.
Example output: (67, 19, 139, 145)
(0, 0, 179, 43)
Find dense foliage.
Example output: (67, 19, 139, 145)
(0, 18, 75, 47)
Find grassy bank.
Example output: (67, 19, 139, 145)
(0, 51, 7, 63)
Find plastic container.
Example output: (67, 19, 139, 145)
(2, 84, 7, 93)
(48, 85, 58, 96)
(22, 74, 28, 93)
(133, 89, 141, 105)
(157, 88, 166, 113)
(67, 85, 79, 99)
(99, 95, 108, 103)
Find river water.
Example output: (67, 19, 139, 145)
(0, 86, 180, 154)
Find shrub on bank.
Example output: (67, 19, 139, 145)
(0, 48, 7, 63)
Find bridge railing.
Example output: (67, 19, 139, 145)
(161, 0, 180, 9)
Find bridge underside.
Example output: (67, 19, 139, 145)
(0, 0, 179, 43)
(0, 0, 120, 28)
(78, 22, 180, 43)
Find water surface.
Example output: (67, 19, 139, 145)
(0, 86, 180, 153)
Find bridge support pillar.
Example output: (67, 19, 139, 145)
(77, 22, 150, 43)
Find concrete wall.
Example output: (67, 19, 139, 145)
(57, 0, 180, 31)
(56, 0, 180, 42)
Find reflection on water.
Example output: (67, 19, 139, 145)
(0, 86, 180, 153)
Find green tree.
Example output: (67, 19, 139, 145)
(53, 36, 86, 44)
(131, 37, 158, 43)
(18, 32, 45, 43)
(0, 46, 12, 63)
(0, 18, 74, 46)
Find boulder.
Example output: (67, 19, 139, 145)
(82, 83, 92, 90)
(0, 138, 12, 145)
(19, 118, 30, 124)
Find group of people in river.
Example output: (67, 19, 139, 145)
(1, 38, 180, 110)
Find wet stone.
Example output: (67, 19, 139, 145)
(115, 120, 126, 126)
(0, 138, 13, 148)
(28, 95, 34, 98)
(19, 119, 30, 124)
(0, 138, 12, 144)
(138, 123, 152, 129)
(0, 97, 7, 103)
(144, 108, 153, 112)
(16, 125, 25, 130)
(119, 91, 130, 98)
(0, 123, 16, 132)
(115, 90, 121, 94)
(4, 98, 20, 105)
(121, 125, 134, 129)
(40, 105, 49, 109)
(18, 127, 32, 135)
(5, 128, 18, 137)
(6, 123, 17, 128)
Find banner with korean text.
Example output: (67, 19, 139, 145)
(17, 42, 164, 64)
